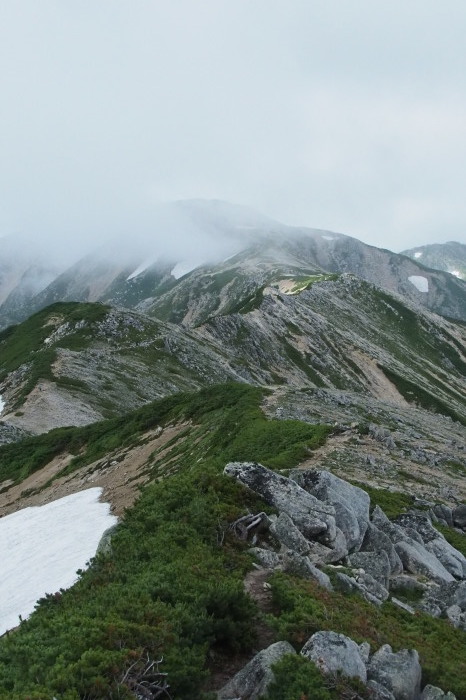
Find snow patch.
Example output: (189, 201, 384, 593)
(170, 261, 199, 279)
(450, 269, 461, 278)
(321, 235, 335, 241)
(408, 275, 429, 293)
(414, 251, 423, 259)
(127, 258, 157, 280)
(0, 395, 4, 416)
(0, 488, 117, 635)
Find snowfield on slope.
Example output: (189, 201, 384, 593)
(0, 488, 117, 635)
(408, 275, 429, 293)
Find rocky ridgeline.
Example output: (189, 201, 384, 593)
(222, 462, 466, 699)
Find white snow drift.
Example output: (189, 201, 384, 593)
(0, 488, 117, 635)
(408, 275, 429, 293)
(0, 395, 4, 416)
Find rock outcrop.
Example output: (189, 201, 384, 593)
(217, 641, 296, 700)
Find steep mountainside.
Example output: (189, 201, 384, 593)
(0, 206, 466, 699)
(402, 241, 466, 281)
(1, 272, 465, 436)
(1, 202, 466, 328)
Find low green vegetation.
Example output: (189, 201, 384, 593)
(378, 365, 465, 426)
(0, 302, 109, 407)
(0, 383, 332, 485)
(268, 572, 466, 698)
(285, 273, 339, 294)
(351, 482, 413, 519)
(267, 654, 368, 700)
(0, 383, 332, 699)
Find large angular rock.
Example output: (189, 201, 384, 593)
(367, 644, 422, 700)
(393, 513, 439, 544)
(217, 641, 296, 700)
(395, 542, 455, 584)
(224, 463, 336, 546)
(291, 469, 370, 551)
(248, 547, 283, 570)
(281, 550, 333, 590)
(425, 538, 466, 579)
(349, 550, 391, 588)
(361, 523, 403, 575)
(421, 581, 466, 617)
(431, 504, 454, 528)
(300, 631, 367, 681)
(335, 572, 385, 606)
(307, 539, 347, 565)
(368, 680, 396, 699)
(269, 512, 312, 555)
(421, 685, 456, 699)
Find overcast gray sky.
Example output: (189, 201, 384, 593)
(1, 0, 466, 259)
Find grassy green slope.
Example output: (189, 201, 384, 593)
(0, 385, 466, 698)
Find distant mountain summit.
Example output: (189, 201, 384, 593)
(1, 203, 466, 328)
(402, 241, 466, 281)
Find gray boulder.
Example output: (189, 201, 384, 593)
(96, 524, 119, 556)
(393, 513, 439, 544)
(391, 598, 416, 615)
(395, 542, 455, 585)
(248, 547, 283, 570)
(367, 644, 422, 700)
(425, 538, 466, 579)
(217, 641, 296, 700)
(281, 550, 333, 591)
(431, 505, 454, 528)
(269, 512, 311, 555)
(453, 504, 466, 530)
(361, 523, 403, 575)
(300, 631, 367, 682)
(291, 469, 370, 551)
(224, 462, 336, 545)
(421, 684, 456, 699)
(349, 550, 391, 588)
(307, 539, 348, 565)
(367, 680, 396, 700)
(335, 572, 385, 606)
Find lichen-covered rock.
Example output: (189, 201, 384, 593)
(269, 512, 312, 555)
(395, 542, 455, 584)
(349, 550, 391, 588)
(361, 522, 403, 575)
(367, 679, 396, 700)
(421, 684, 456, 699)
(335, 572, 385, 606)
(217, 641, 296, 700)
(224, 462, 336, 546)
(367, 644, 422, 700)
(248, 547, 283, 569)
(300, 631, 367, 682)
(393, 513, 439, 543)
(391, 597, 416, 615)
(291, 469, 370, 551)
(431, 505, 454, 528)
(282, 550, 333, 590)
(425, 538, 466, 580)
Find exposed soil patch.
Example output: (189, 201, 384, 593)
(0, 422, 191, 518)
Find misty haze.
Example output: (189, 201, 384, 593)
(1, 4, 466, 700)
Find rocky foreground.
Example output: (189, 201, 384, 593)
(219, 462, 466, 700)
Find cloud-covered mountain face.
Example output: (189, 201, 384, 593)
(1, 201, 465, 329)
(401, 241, 466, 281)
